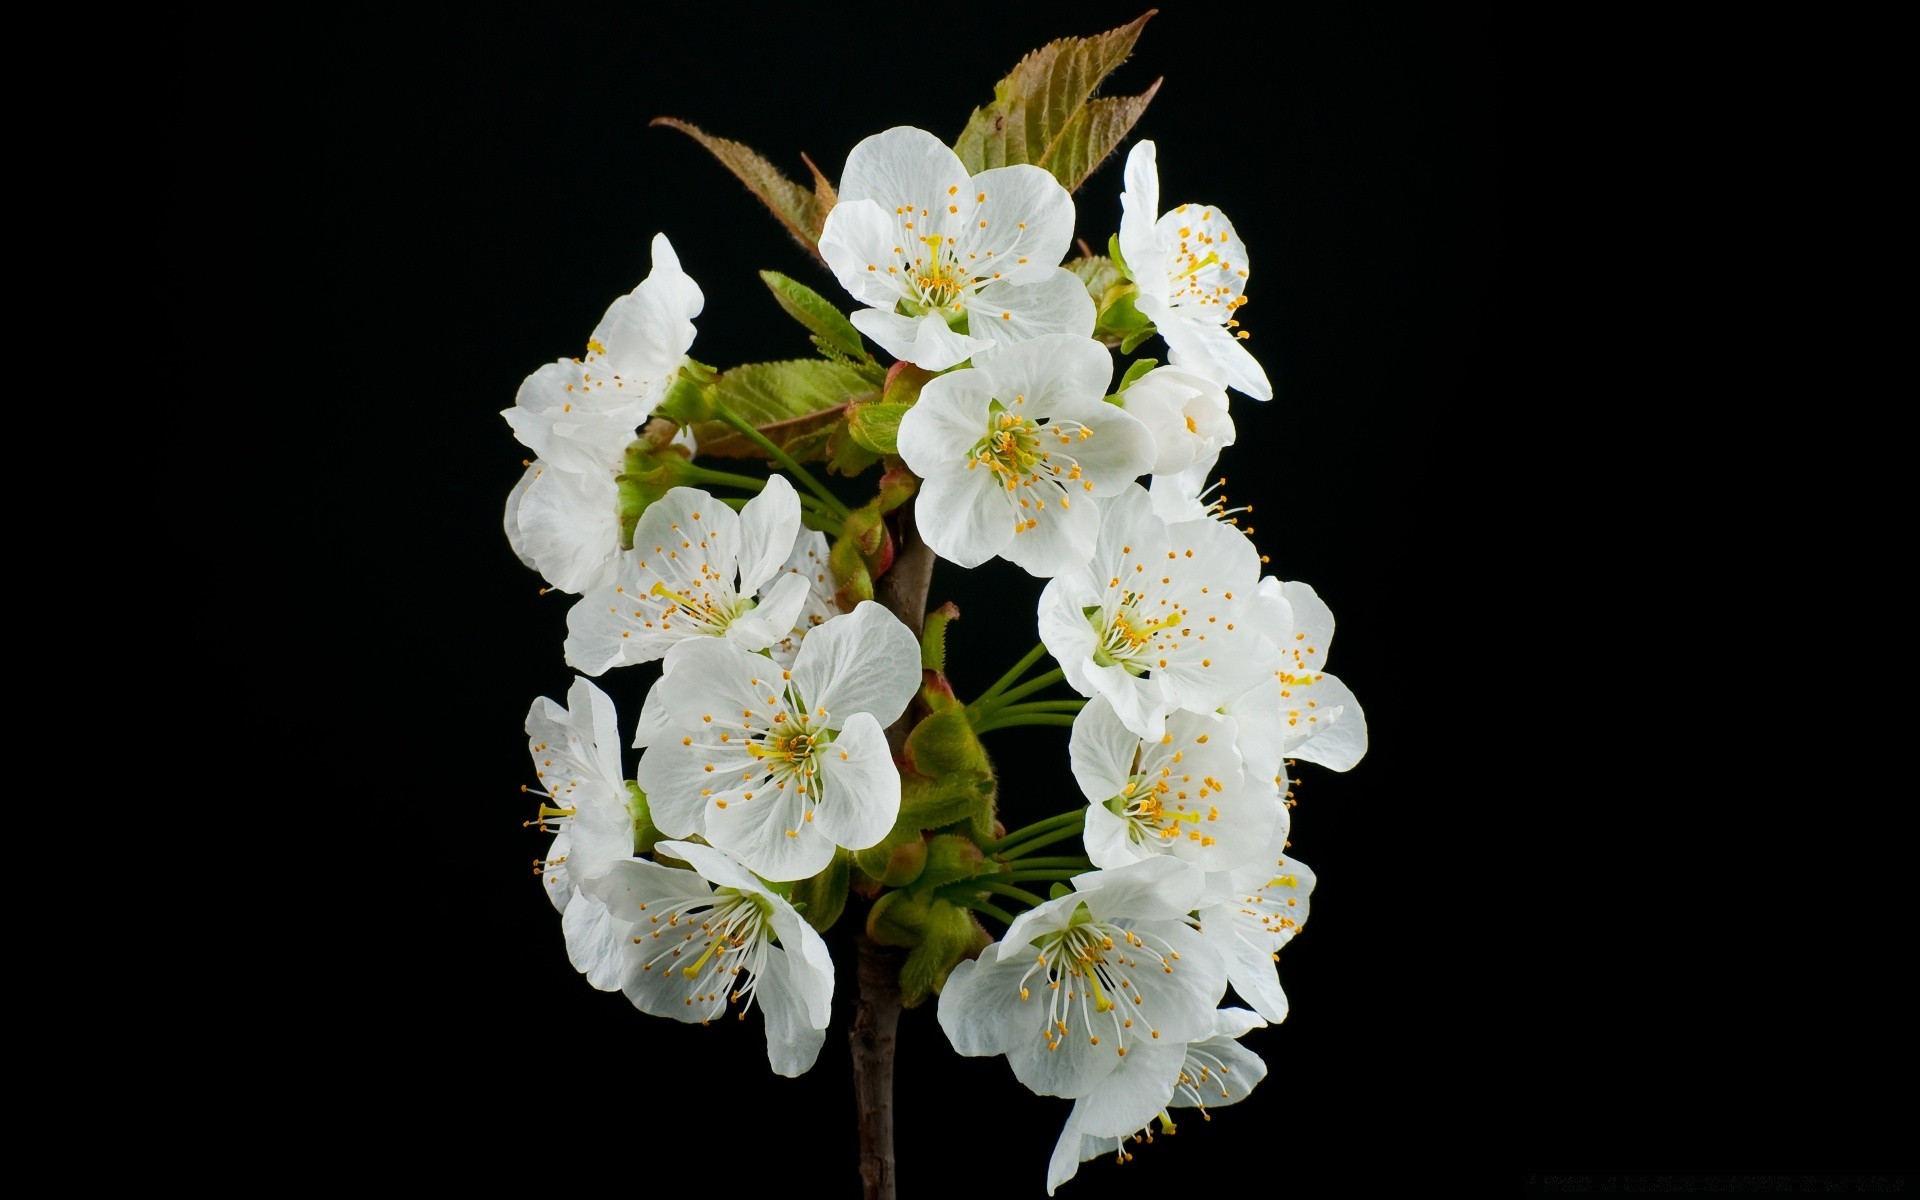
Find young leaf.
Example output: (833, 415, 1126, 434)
(652, 117, 832, 260)
(688, 360, 878, 459)
(760, 270, 873, 364)
(844, 401, 912, 456)
(952, 10, 1162, 192)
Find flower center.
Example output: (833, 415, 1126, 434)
(629, 887, 779, 1024)
(1015, 909, 1183, 1058)
(966, 402, 1099, 535)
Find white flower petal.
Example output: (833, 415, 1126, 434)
(735, 474, 801, 595)
(1206, 914, 1290, 1023)
(913, 463, 1012, 569)
(999, 484, 1100, 577)
(562, 893, 629, 991)
(1069, 1037, 1187, 1138)
(967, 271, 1096, 359)
(937, 956, 1022, 1057)
(1030, 393, 1155, 495)
(790, 602, 920, 729)
(540, 830, 574, 912)
(755, 947, 830, 1077)
(819, 197, 910, 309)
(767, 899, 836, 1030)
(976, 333, 1113, 412)
(704, 767, 834, 882)
(810, 712, 901, 852)
(897, 369, 993, 475)
(652, 839, 762, 895)
(964, 163, 1076, 284)
(1069, 856, 1207, 922)
(1118, 141, 1162, 296)
(1155, 303, 1273, 401)
(508, 459, 622, 594)
(837, 127, 971, 217)
(633, 741, 757, 840)
(725, 570, 809, 651)
(1070, 695, 1138, 804)
(630, 679, 674, 749)
(590, 233, 703, 390)
(1083, 803, 1139, 870)
(850, 308, 990, 371)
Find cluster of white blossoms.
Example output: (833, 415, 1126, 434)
(508, 116, 1366, 1192)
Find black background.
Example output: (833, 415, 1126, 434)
(278, 2, 1903, 1192)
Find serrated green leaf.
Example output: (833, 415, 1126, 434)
(845, 401, 912, 456)
(952, 11, 1161, 192)
(689, 360, 878, 460)
(760, 271, 872, 363)
(652, 118, 831, 260)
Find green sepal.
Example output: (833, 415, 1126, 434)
(830, 466, 919, 608)
(915, 834, 991, 892)
(866, 888, 932, 948)
(899, 900, 991, 1008)
(787, 849, 850, 934)
(1119, 324, 1158, 356)
(1115, 358, 1158, 394)
(1107, 233, 1131, 279)
(899, 709, 997, 831)
(1068, 253, 1127, 303)
(853, 820, 927, 885)
(759, 270, 873, 364)
(920, 601, 960, 674)
(826, 420, 882, 476)
(616, 437, 697, 550)
(844, 402, 912, 456)
(624, 781, 664, 857)
(654, 373, 718, 425)
(1096, 289, 1151, 349)
(1048, 882, 1074, 900)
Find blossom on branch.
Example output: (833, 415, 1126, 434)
(819, 126, 1094, 370)
(897, 334, 1154, 577)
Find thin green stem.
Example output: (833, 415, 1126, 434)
(981, 808, 1085, 855)
(997, 823, 1088, 861)
(956, 899, 1015, 926)
(976, 881, 1047, 908)
(975, 714, 1078, 735)
(976, 668, 1067, 716)
(969, 642, 1050, 712)
(1003, 856, 1092, 871)
(1001, 870, 1081, 884)
(684, 465, 774, 492)
(712, 407, 851, 519)
(985, 699, 1086, 714)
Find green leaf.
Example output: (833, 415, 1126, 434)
(760, 271, 872, 364)
(952, 11, 1162, 193)
(826, 420, 882, 476)
(652, 117, 831, 259)
(845, 401, 911, 456)
(689, 360, 878, 460)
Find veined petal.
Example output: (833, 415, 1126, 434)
(1031, 393, 1155, 495)
(1284, 670, 1367, 771)
(587, 853, 716, 914)
(590, 232, 703, 390)
(704, 768, 833, 882)
(630, 677, 674, 749)
(735, 474, 801, 596)
(1085, 659, 1173, 742)
(755, 947, 830, 1077)
(633, 740, 761, 840)
(994, 892, 1085, 963)
(1070, 694, 1139, 803)
(967, 271, 1096, 358)
(767, 899, 836, 1030)
(1204, 910, 1289, 1023)
(912, 457, 1011, 569)
(631, 486, 743, 599)
(1038, 576, 1104, 697)
(725, 570, 809, 652)
(561, 893, 630, 991)
(507, 459, 622, 594)
(1083, 804, 1138, 870)
(1118, 141, 1163, 297)
(790, 602, 920, 729)
(653, 839, 762, 895)
(937, 956, 1023, 1057)
(1070, 856, 1207, 922)
(962, 163, 1076, 285)
(837, 127, 971, 217)
(975, 333, 1113, 413)
(897, 368, 994, 478)
(810, 712, 900, 852)
(503, 359, 649, 473)
(1000, 483, 1099, 577)
(1157, 307, 1273, 401)
(819, 197, 912, 309)
(653, 638, 782, 731)
(1095, 920, 1224, 1046)
(850, 308, 990, 372)
(540, 830, 574, 913)
(1069, 1037, 1187, 1138)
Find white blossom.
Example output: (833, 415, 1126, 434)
(593, 839, 835, 1077)
(938, 858, 1225, 1103)
(503, 457, 623, 595)
(564, 477, 809, 675)
(502, 232, 704, 472)
(634, 602, 919, 881)
(896, 334, 1153, 577)
(819, 126, 1093, 370)
(1118, 141, 1271, 401)
(1037, 484, 1268, 739)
